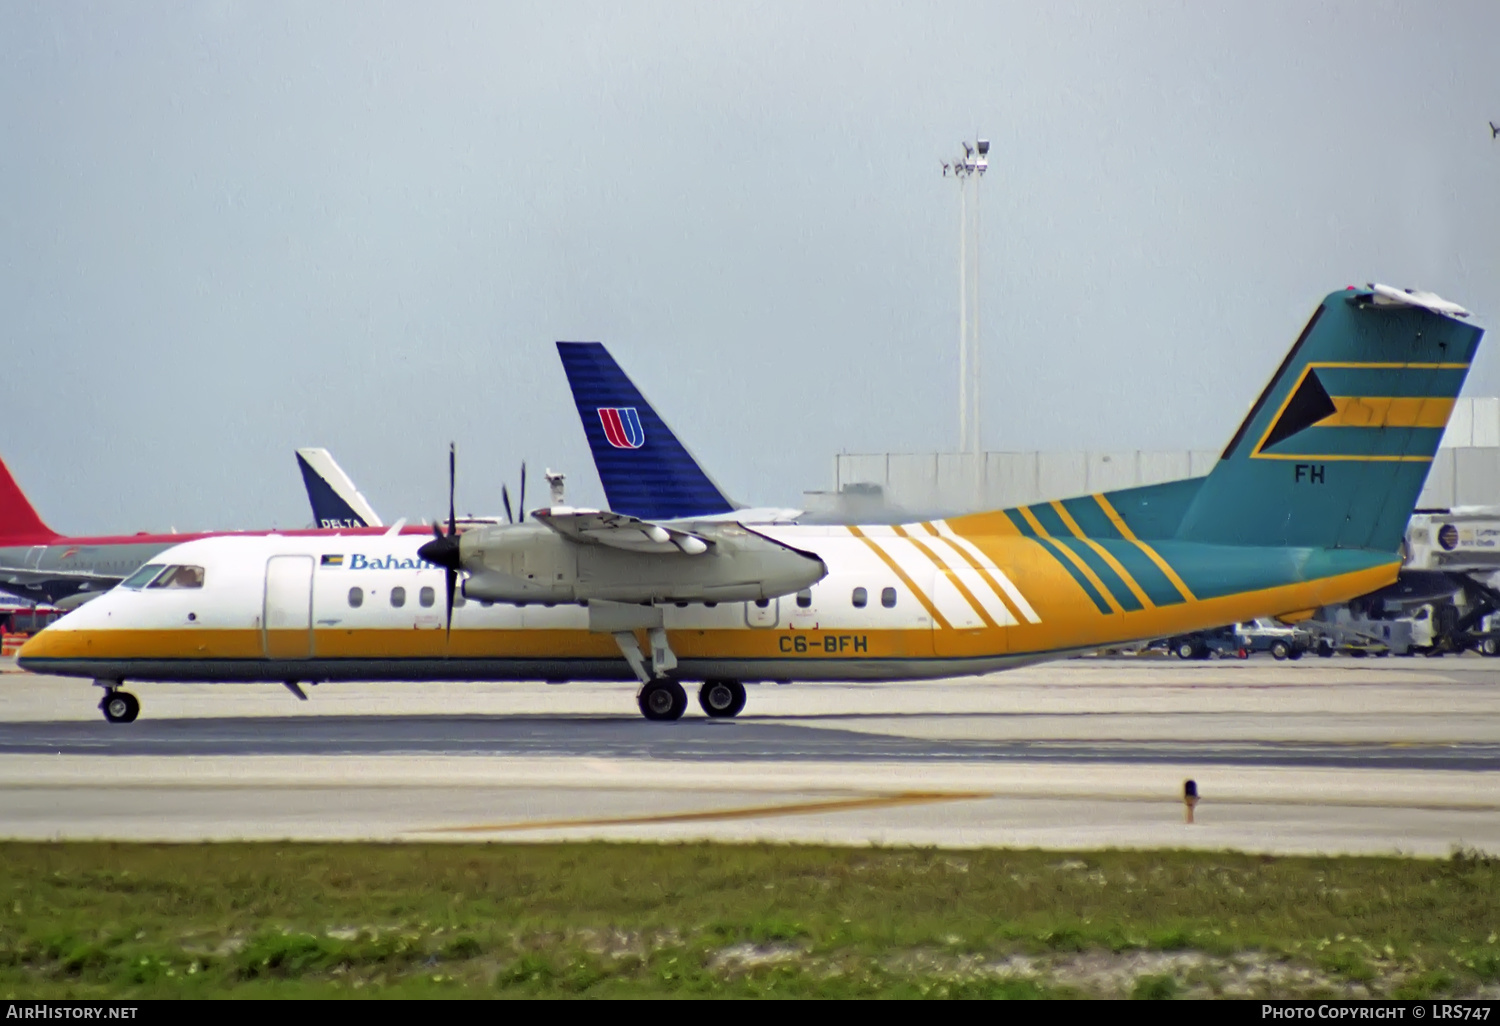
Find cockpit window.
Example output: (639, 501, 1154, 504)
(147, 565, 205, 589)
(120, 564, 166, 589)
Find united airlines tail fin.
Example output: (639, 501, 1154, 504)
(556, 342, 736, 520)
(296, 448, 383, 529)
(1173, 285, 1482, 551)
(0, 456, 59, 544)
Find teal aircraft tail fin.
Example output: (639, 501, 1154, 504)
(1175, 286, 1483, 552)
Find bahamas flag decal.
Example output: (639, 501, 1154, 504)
(1249, 362, 1464, 463)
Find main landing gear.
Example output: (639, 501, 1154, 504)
(638, 678, 688, 721)
(635, 678, 748, 721)
(698, 679, 747, 718)
(612, 628, 747, 721)
(98, 686, 139, 724)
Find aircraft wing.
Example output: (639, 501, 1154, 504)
(531, 507, 712, 555)
(0, 566, 123, 587)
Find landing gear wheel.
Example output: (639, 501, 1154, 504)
(637, 678, 687, 721)
(698, 679, 746, 719)
(100, 691, 139, 724)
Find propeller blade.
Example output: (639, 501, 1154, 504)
(444, 566, 457, 642)
(447, 442, 457, 537)
(518, 461, 526, 521)
(502, 484, 513, 525)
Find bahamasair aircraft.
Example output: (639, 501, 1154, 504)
(19, 285, 1482, 724)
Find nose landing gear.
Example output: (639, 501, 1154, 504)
(99, 688, 140, 724)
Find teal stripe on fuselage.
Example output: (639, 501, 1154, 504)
(1003, 508, 1036, 537)
(1029, 504, 1142, 612)
(1026, 503, 1072, 538)
(1004, 508, 1114, 615)
(1058, 496, 1121, 539)
(1048, 535, 1144, 612)
(1259, 426, 1444, 459)
(1314, 366, 1468, 397)
(1052, 499, 1186, 607)
(1033, 536, 1115, 614)
(1090, 537, 1187, 607)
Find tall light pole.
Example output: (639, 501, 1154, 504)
(944, 137, 989, 503)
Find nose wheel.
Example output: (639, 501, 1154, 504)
(100, 690, 140, 724)
(698, 679, 746, 718)
(637, 678, 688, 721)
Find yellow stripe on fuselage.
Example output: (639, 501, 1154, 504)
(1092, 494, 1197, 603)
(847, 525, 952, 630)
(893, 525, 1001, 630)
(1016, 506, 1124, 614)
(925, 520, 1042, 624)
(1049, 500, 1154, 610)
(18, 561, 1402, 668)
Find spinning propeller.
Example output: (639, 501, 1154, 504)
(416, 443, 462, 639)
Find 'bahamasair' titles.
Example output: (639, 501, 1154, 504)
(322, 554, 441, 571)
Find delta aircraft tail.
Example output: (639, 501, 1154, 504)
(296, 449, 383, 529)
(556, 342, 736, 521)
(0, 456, 59, 544)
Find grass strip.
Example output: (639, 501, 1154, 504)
(1, 842, 1498, 998)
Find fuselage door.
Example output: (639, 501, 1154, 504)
(745, 596, 779, 628)
(264, 555, 314, 660)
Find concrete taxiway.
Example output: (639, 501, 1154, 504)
(2, 657, 1498, 855)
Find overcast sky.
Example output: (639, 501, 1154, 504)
(2, 1, 1498, 534)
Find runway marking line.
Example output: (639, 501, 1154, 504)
(415, 791, 991, 834)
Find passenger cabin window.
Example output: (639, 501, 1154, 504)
(390, 586, 406, 608)
(419, 586, 435, 608)
(851, 587, 867, 609)
(348, 587, 363, 608)
(121, 564, 166, 589)
(881, 587, 897, 609)
(795, 590, 812, 608)
(754, 598, 770, 609)
(148, 565, 205, 589)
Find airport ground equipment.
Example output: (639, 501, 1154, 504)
(1235, 619, 1315, 659)
(1160, 625, 1246, 660)
(19, 286, 1487, 722)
